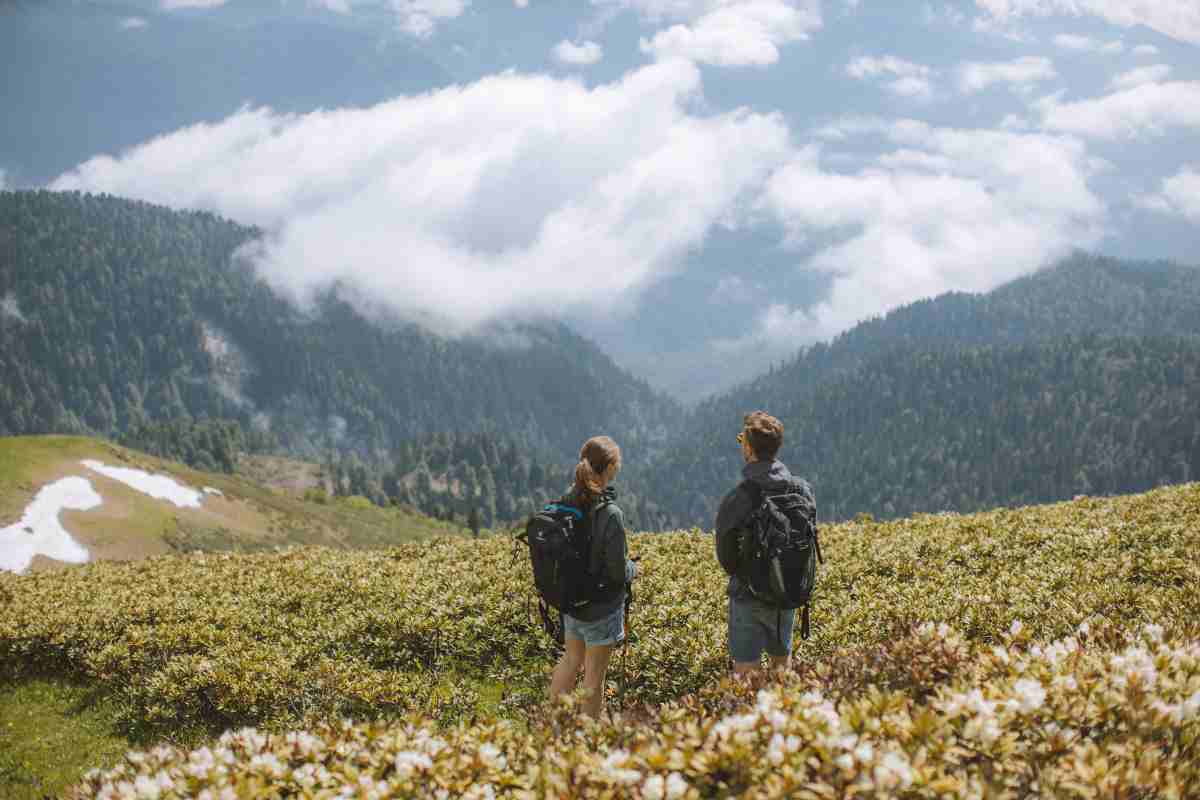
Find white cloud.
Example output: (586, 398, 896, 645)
(1139, 166, 1200, 221)
(1109, 64, 1171, 90)
(846, 55, 935, 100)
(753, 122, 1103, 340)
(515, 0, 529, 6)
(957, 56, 1057, 94)
(601, 0, 822, 67)
(390, 0, 468, 37)
(1052, 33, 1123, 53)
(554, 40, 604, 65)
(1039, 81, 1200, 138)
(306, 0, 467, 34)
(974, 0, 1200, 45)
(119, 16, 149, 29)
(1132, 44, 1159, 56)
(161, 0, 227, 8)
(52, 62, 794, 334)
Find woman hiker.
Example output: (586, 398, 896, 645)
(546, 435, 638, 718)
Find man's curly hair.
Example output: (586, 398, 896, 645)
(742, 410, 783, 461)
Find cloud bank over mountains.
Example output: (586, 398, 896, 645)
(31, 0, 1200, 394)
(54, 62, 792, 333)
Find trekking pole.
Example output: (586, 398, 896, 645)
(619, 582, 633, 712)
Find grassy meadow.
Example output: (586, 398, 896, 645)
(0, 476, 1197, 796)
(0, 436, 463, 566)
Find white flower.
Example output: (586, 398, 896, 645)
(1183, 691, 1200, 721)
(1010, 620, 1024, 637)
(1078, 620, 1090, 636)
(478, 742, 506, 769)
(1011, 679, 1046, 714)
(1145, 624, 1165, 643)
(249, 752, 285, 778)
(854, 742, 875, 763)
(187, 747, 215, 778)
(874, 750, 914, 791)
(464, 784, 496, 800)
(665, 772, 688, 799)
(601, 750, 642, 786)
(963, 715, 1001, 745)
(133, 775, 160, 800)
(643, 774, 666, 800)
(393, 750, 433, 779)
(767, 733, 786, 765)
(835, 753, 854, 771)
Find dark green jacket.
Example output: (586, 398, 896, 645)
(565, 489, 635, 622)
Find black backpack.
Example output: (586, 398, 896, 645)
(517, 490, 615, 645)
(741, 483, 823, 640)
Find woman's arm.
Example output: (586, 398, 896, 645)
(602, 506, 631, 587)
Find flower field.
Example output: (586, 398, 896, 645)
(2, 481, 1199, 797)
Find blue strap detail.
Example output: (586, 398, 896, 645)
(543, 503, 584, 521)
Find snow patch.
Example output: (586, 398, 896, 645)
(0, 477, 100, 573)
(81, 460, 203, 508)
(202, 487, 224, 497)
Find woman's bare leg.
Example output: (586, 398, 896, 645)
(581, 644, 616, 718)
(549, 637, 586, 701)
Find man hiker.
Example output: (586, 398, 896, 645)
(714, 410, 817, 674)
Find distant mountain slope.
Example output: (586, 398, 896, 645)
(0, 436, 458, 573)
(0, 191, 678, 463)
(648, 254, 1200, 527)
(684, 253, 1200, 443)
(654, 335, 1200, 525)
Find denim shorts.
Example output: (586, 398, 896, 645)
(563, 603, 625, 647)
(728, 592, 795, 663)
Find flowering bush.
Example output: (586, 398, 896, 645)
(71, 622, 1200, 798)
(1, 481, 1198, 795)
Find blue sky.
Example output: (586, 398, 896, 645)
(4, 0, 1199, 397)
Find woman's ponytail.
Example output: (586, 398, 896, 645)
(572, 435, 621, 507)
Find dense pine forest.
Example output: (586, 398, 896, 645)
(2, 190, 1199, 529)
(652, 334, 1200, 524)
(652, 253, 1200, 525)
(0, 191, 677, 521)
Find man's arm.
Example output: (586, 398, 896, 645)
(714, 483, 754, 577)
(792, 477, 817, 523)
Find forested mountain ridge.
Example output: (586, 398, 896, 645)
(652, 334, 1200, 525)
(639, 253, 1200, 526)
(683, 253, 1200, 443)
(4, 190, 1200, 532)
(0, 190, 678, 469)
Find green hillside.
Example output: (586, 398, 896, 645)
(685, 252, 1200, 439)
(650, 335, 1200, 525)
(1, 480, 1197, 797)
(648, 253, 1200, 527)
(0, 190, 677, 465)
(5, 191, 1200, 533)
(0, 436, 460, 568)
